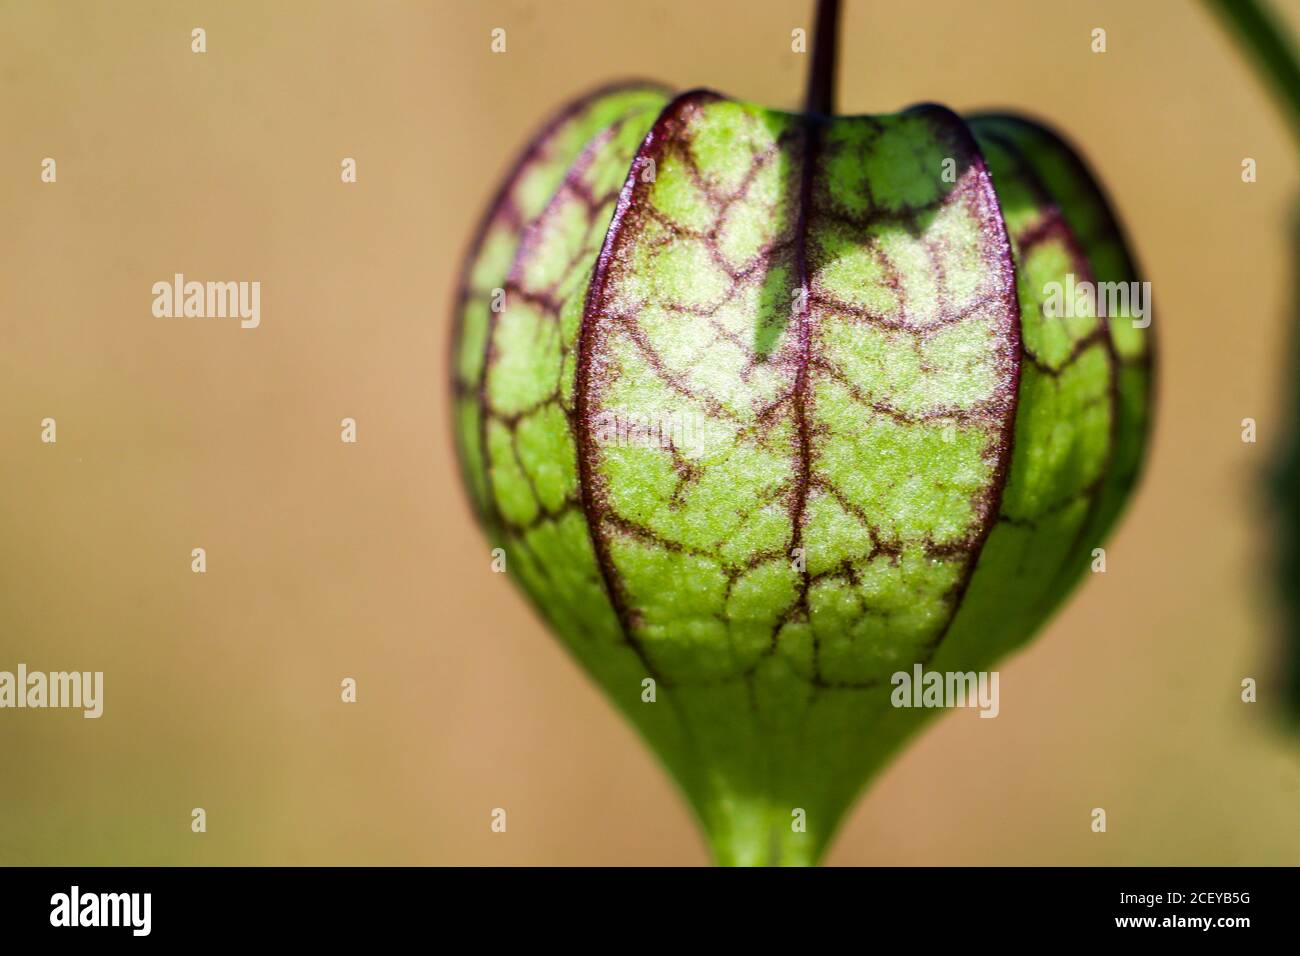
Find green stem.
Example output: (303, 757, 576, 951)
(1202, 0, 1300, 151)
(1204, 1, 1300, 724)
(702, 797, 826, 866)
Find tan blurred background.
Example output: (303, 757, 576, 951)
(0, 0, 1297, 865)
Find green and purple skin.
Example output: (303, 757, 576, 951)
(450, 2, 1153, 865)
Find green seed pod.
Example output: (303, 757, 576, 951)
(450, 14, 1153, 865)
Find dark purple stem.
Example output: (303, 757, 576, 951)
(804, 0, 840, 117)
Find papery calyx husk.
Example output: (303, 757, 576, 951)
(449, 74, 1153, 865)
